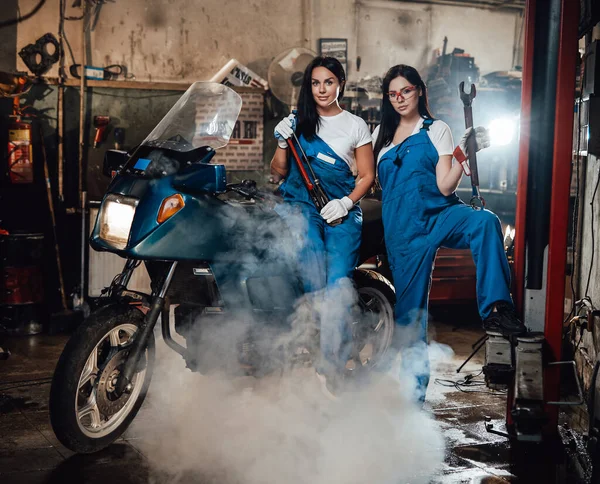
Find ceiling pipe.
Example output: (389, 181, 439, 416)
(385, 0, 526, 11)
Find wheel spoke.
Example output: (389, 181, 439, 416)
(78, 396, 102, 429)
(73, 323, 147, 438)
(80, 347, 99, 387)
(109, 328, 122, 348)
(373, 317, 384, 333)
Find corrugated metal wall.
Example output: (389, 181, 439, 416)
(88, 207, 151, 297)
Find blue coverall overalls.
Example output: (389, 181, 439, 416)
(278, 134, 362, 374)
(377, 119, 512, 402)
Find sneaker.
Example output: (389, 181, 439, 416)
(483, 301, 527, 337)
(315, 370, 343, 401)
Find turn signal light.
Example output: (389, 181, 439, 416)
(157, 194, 185, 223)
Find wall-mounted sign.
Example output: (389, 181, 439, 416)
(319, 38, 348, 75)
(210, 59, 268, 90)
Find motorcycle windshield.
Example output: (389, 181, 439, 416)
(140, 82, 243, 152)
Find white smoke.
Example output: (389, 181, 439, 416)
(136, 340, 445, 484)
(129, 188, 447, 483)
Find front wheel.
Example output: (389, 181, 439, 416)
(49, 305, 154, 453)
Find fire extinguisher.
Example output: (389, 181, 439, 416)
(7, 116, 34, 184)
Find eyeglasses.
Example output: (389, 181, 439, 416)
(387, 86, 418, 101)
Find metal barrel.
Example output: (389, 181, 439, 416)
(0, 231, 45, 335)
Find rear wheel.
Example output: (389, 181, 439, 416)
(352, 272, 396, 370)
(49, 305, 154, 453)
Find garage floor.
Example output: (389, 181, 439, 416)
(0, 309, 585, 483)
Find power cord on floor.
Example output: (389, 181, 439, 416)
(434, 370, 507, 396)
(0, 377, 53, 391)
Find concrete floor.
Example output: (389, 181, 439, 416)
(0, 308, 585, 483)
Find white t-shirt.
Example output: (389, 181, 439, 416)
(316, 110, 373, 175)
(371, 118, 454, 165)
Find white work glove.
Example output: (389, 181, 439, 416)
(452, 126, 491, 176)
(274, 114, 297, 149)
(320, 196, 354, 223)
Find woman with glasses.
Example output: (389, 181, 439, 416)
(270, 56, 375, 397)
(372, 64, 525, 403)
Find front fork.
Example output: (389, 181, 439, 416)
(103, 258, 138, 299)
(115, 261, 178, 395)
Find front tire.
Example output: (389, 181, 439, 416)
(49, 305, 154, 453)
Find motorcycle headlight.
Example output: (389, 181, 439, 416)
(98, 194, 139, 250)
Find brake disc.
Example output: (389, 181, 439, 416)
(96, 350, 132, 417)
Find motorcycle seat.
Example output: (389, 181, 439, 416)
(359, 198, 382, 224)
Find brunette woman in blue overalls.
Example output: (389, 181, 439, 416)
(372, 65, 525, 403)
(270, 57, 375, 398)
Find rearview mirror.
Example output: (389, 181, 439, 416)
(102, 150, 129, 178)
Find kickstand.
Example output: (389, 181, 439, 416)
(456, 334, 488, 373)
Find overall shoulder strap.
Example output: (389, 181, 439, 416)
(421, 118, 434, 131)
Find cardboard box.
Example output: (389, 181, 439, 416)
(210, 59, 268, 90)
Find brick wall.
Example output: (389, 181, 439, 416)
(212, 91, 265, 171)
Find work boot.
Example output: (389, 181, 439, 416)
(482, 301, 527, 337)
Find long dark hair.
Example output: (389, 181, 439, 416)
(296, 56, 346, 140)
(373, 64, 434, 160)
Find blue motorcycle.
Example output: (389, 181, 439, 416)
(49, 82, 395, 453)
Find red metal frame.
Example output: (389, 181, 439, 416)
(511, 0, 579, 434)
(543, 0, 580, 432)
(509, 0, 536, 429)
(513, 0, 536, 317)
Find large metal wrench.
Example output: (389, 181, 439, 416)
(459, 81, 485, 209)
(287, 131, 343, 226)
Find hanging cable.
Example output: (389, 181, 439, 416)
(565, 297, 595, 351)
(0, 0, 46, 29)
(564, 50, 588, 326)
(58, 0, 66, 79)
(585, 170, 600, 296)
(589, 359, 600, 435)
(60, 0, 79, 67)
